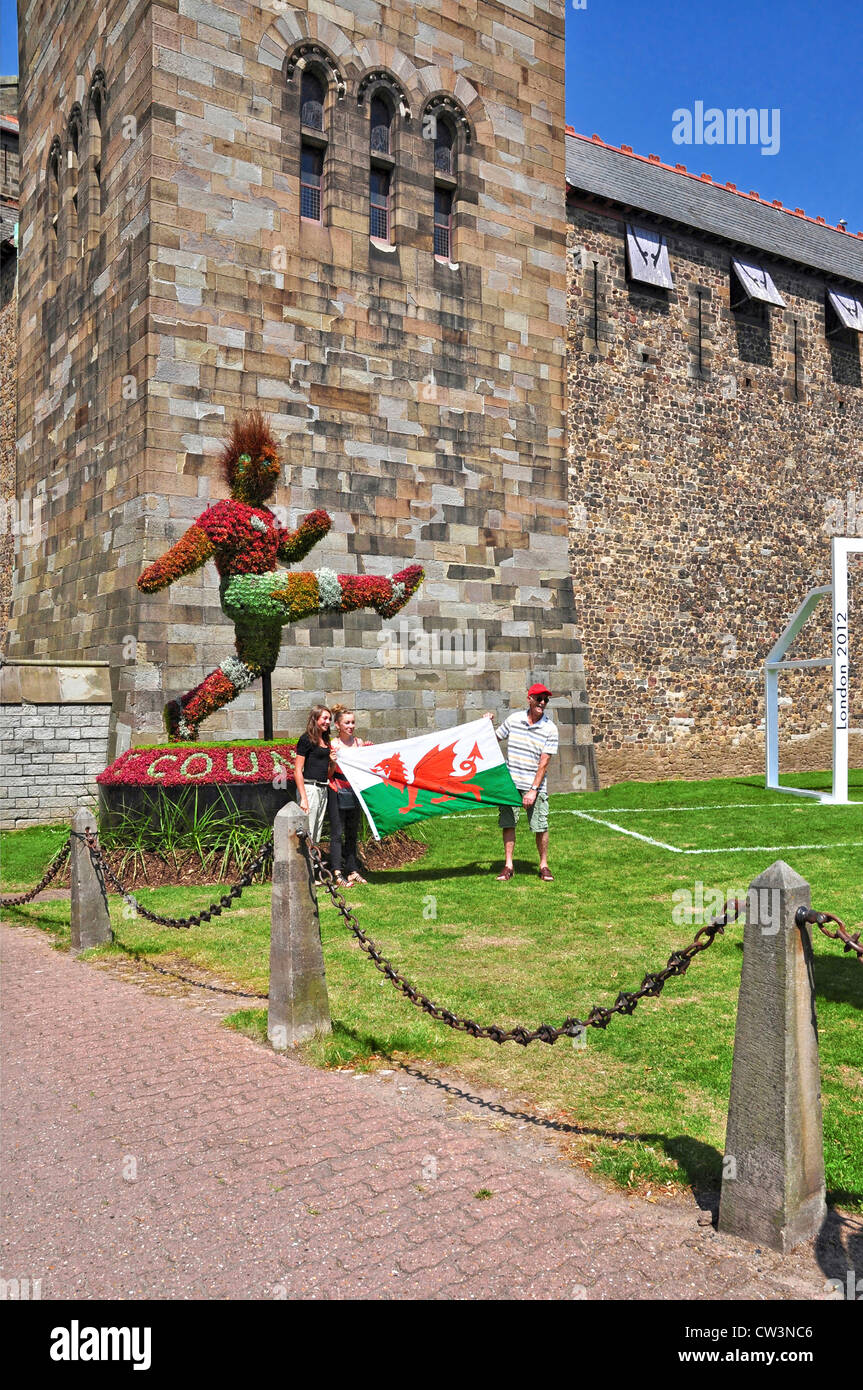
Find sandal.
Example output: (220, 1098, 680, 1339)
(496, 866, 514, 881)
(539, 867, 554, 881)
(348, 872, 368, 885)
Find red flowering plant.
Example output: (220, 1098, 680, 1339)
(137, 410, 423, 741)
(98, 741, 298, 789)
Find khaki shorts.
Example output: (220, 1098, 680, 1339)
(498, 785, 549, 833)
(303, 781, 328, 844)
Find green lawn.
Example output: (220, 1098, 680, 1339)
(3, 772, 861, 1207)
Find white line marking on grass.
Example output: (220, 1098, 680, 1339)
(570, 811, 682, 852)
(574, 801, 815, 813)
(441, 799, 861, 822)
(677, 841, 863, 855)
(568, 812, 863, 856)
(564, 799, 862, 813)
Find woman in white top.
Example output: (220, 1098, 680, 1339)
(328, 705, 372, 886)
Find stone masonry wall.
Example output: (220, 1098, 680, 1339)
(0, 295, 14, 651)
(0, 659, 113, 827)
(0, 703, 111, 828)
(567, 196, 863, 784)
(10, 0, 597, 793)
(12, 0, 152, 758)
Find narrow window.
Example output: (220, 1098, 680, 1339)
(431, 112, 458, 263)
(300, 143, 323, 222)
(297, 66, 328, 225)
(300, 70, 324, 132)
(48, 145, 60, 244)
(434, 119, 454, 177)
(89, 82, 103, 230)
(434, 187, 452, 260)
(370, 95, 392, 155)
(68, 118, 81, 226)
(370, 167, 391, 242)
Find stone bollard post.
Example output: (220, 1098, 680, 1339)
(718, 860, 826, 1253)
(69, 808, 113, 952)
(268, 802, 331, 1049)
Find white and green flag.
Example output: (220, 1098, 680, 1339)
(334, 717, 522, 840)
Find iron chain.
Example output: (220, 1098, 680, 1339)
(797, 907, 863, 964)
(300, 828, 744, 1046)
(0, 837, 71, 907)
(82, 829, 273, 930)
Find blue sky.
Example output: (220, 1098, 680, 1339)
(2, 0, 861, 231)
(565, 0, 863, 233)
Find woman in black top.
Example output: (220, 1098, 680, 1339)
(294, 704, 332, 844)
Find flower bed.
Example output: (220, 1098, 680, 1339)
(98, 740, 298, 788)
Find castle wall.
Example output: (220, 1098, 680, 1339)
(567, 198, 863, 783)
(13, 0, 153, 751)
(11, 0, 597, 793)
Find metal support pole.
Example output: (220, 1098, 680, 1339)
(262, 671, 273, 741)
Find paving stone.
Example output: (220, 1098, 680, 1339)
(2, 923, 857, 1300)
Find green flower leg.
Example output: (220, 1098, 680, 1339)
(234, 620, 282, 675)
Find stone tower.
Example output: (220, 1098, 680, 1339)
(13, 0, 597, 792)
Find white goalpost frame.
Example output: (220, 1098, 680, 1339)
(765, 536, 862, 805)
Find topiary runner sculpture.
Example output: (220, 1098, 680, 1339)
(138, 411, 423, 741)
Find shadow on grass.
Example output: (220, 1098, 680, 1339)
(815, 1207, 863, 1289)
(1, 905, 70, 939)
(367, 857, 554, 885)
(403, 1064, 722, 1201)
(813, 954, 863, 1009)
(403, 1067, 863, 1217)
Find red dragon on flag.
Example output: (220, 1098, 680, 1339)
(372, 741, 484, 814)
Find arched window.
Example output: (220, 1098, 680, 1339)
(87, 72, 106, 249)
(297, 66, 328, 224)
(300, 70, 324, 132)
(434, 118, 455, 178)
(368, 90, 396, 244)
(47, 141, 60, 247)
(430, 111, 458, 263)
(370, 94, 392, 156)
(68, 113, 81, 227)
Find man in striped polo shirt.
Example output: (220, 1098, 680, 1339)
(485, 683, 559, 882)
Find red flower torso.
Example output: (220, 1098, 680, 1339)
(197, 500, 286, 577)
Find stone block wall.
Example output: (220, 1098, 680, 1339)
(0, 295, 14, 651)
(567, 196, 863, 783)
(0, 663, 112, 826)
(10, 0, 597, 794)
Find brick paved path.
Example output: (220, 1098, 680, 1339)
(2, 924, 856, 1300)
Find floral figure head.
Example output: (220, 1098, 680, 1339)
(220, 408, 282, 505)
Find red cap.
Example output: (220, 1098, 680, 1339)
(527, 683, 552, 698)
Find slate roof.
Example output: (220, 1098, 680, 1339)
(566, 130, 863, 289)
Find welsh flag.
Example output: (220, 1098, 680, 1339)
(334, 717, 522, 840)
